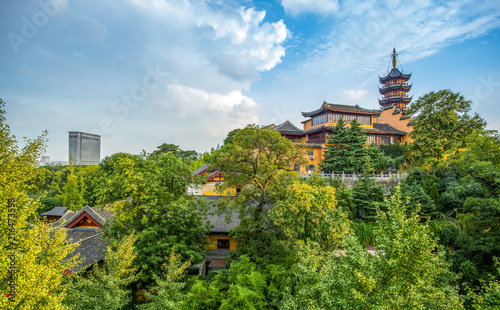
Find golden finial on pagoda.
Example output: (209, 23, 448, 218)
(392, 48, 397, 69)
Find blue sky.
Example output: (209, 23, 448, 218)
(1, 0, 500, 161)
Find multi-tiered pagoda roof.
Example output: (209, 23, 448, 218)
(378, 48, 412, 109)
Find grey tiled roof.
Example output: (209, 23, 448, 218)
(302, 102, 381, 117)
(40, 206, 69, 217)
(66, 232, 107, 272)
(52, 210, 75, 227)
(274, 120, 303, 135)
(64, 205, 108, 228)
(372, 123, 407, 135)
(198, 196, 240, 233)
(193, 163, 209, 176)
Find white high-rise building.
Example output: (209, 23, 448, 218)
(68, 131, 101, 165)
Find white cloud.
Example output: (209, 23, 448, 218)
(339, 89, 368, 104)
(300, 0, 500, 74)
(281, 0, 339, 16)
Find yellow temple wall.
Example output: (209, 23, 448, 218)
(374, 108, 413, 135)
(303, 119, 312, 130)
(204, 236, 238, 251)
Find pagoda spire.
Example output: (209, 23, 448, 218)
(392, 48, 397, 69)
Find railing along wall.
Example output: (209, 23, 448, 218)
(299, 171, 408, 182)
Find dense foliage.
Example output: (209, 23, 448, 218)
(3, 89, 500, 309)
(0, 99, 77, 309)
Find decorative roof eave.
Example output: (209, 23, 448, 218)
(64, 205, 107, 228)
(378, 96, 413, 105)
(378, 83, 412, 94)
(303, 124, 380, 135)
(372, 123, 408, 135)
(273, 120, 304, 135)
(378, 68, 412, 83)
(206, 170, 223, 182)
(302, 102, 381, 117)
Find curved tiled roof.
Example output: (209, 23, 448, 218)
(379, 83, 412, 94)
(273, 120, 303, 135)
(372, 123, 408, 135)
(379, 68, 411, 83)
(302, 102, 381, 117)
(378, 96, 413, 106)
(65, 232, 107, 272)
(40, 206, 69, 217)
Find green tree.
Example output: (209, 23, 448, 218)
(0, 98, 77, 309)
(399, 179, 439, 219)
(347, 118, 369, 172)
(320, 117, 369, 173)
(99, 152, 210, 288)
(57, 167, 86, 211)
(270, 183, 350, 249)
(320, 116, 349, 173)
(138, 250, 191, 310)
(351, 175, 385, 221)
(63, 234, 139, 310)
(223, 128, 241, 145)
(208, 125, 307, 264)
(407, 89, 487, 169)
(454, 198, 500, 285)
(129, 197, 211, 287)
(281, 188, 464, 309)
(367, 143, 395, 172)
(150, 143, 198, 163)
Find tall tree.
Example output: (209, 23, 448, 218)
(347, 118, 369, 172)
(270, 183, 350, 249)
(351, 175, 385, 221)
(281, 188, 463, 309)
(99, 152, 210, 288)
(56, 167, 86, 211)
(320, 116, 349, 173)
(63, 234, 139, 310)
(208, 124, 307, 264)
(0, 99, 77, 309)
(407, 89, 486, 169)
(320, 117, 369, 173)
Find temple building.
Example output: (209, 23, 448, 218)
(378, 48, 412, 109)
(274, 48, 413, 173)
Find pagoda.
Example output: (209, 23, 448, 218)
(378, 48, 412, 109)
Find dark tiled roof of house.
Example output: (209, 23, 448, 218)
(274, 120, 303, 135)
(198, 196, 240, 233)
(302, 102, 381, 117)
(52, 210, 75, 227)
(64, 205, 109, 228)
(41, 206, 69, 217)
(193, 163, 209, 176)
(66, 232, 107, 272)
(373, 123, 407, 135)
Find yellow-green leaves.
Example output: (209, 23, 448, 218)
(270, 183, 350, 249)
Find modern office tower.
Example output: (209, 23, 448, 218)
(68, 131, 101, 165)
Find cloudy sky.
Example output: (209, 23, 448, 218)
(2, 0, 500, 161)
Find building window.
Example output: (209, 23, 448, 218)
(218, 239, 230, 250)
(380, 136, 390, 145)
